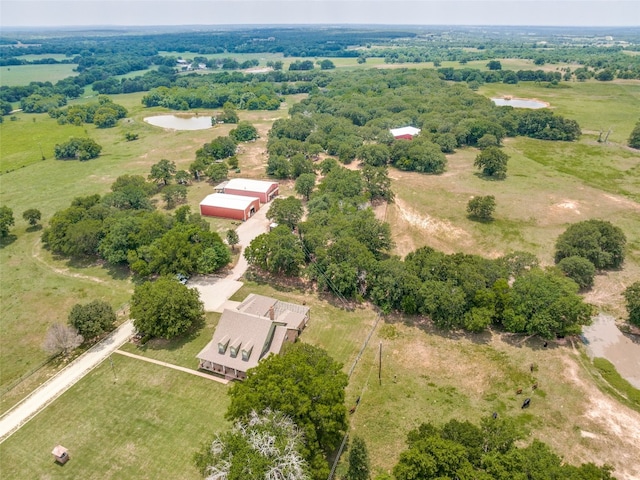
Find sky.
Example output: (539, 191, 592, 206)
(1, 0, 639, 28)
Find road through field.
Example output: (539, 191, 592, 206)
(0, 202, 270, 443)
(0, 320, 135, 443)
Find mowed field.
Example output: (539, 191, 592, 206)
(0, 64, 79, 87)
(1, 75, 640, 478)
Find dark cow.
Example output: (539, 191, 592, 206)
(492, 412, 498, 419)
(521, 398, 531, 409)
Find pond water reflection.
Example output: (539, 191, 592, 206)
(144, 114, 213, 130)
(582, 313, 640, 389)
(491, 98, 548, 109)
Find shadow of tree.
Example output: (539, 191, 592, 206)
(0, 234, 17, 249)
(383, 311, 492, 346)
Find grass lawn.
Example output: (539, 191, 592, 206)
(0, 356, 230, 479)
(119, 312, 221, 369)
(0, 64, 78, 87)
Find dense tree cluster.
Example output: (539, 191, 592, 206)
(474, 147, 509, 179)
(20, 93, 67, 113)
(467, 195, 496, 221)
(260, 69, 579, 182)
(131, 276, 204, 338)
(141, 83, 281, 110)
(49, 96, 127, 127)
(229, 121, 258, 142)
(248, 164, 590, 338)
(22, 208, 42, 227)
(629, 120, 640, 149)
(190, 135, 237, 181)
(54, 137, 102, 161)
(42, 177, 231, 278)
(393, 416, 614, 480)
(555, 220, 626, 270)
(227, 343, 348, 480)
(68, 300, 116, 339)
(0, 206, 15, 238)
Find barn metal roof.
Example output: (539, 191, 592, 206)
(390, 126, 421, 137)
(225, 178, 278, 193)
(199, 193, 259, 210)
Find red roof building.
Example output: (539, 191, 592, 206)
(199, 193, 260, 221)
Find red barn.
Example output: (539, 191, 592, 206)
(390, 126, 421, 140)
(199, 193, 260, 221)
(222, 178, 279, 204)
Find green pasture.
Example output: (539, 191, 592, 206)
(0, 356, 230, 480)
(346, 320, 618, 477)
(0, 64, 78, 87)
(119, 312, 221, 369)
(15, 54, 72, 62)
(479, 81, 640, 144)
(113, 66, 158, 80)
(0, 224, 133, 412)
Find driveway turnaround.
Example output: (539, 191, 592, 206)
(190, 203, 271, 312)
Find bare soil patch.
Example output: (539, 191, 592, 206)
(562, 351, 640, 480)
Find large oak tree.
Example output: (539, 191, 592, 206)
(226, 343, 348, 480)
(130, 277, 204, 339)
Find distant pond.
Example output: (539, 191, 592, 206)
(491, 98, 548, 109)
(144, 114, 213, 130)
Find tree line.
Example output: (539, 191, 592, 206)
(41, 174, 230, 278)
(245, 158, 632, 339)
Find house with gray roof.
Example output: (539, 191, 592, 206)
(196, 294, 310, 380)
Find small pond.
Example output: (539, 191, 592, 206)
(582, 313, 640, 389)
(144, 114, 213, 130)
(491, 98, 548, 109)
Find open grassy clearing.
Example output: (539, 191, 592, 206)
(0, 356, 230, 480)
(0, 222, 133, 412)
(119, 312, 221, 369)
(479, 80, 640, 144)
(0, 64, 78, 87)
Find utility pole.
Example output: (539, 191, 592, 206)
(109, 355, 117, 383)
(378, 342, 382, 386)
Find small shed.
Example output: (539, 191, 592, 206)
(390, 126, 421, 140)
(199, 193, 260, 221)
(223, 178, 279, 203)
(52, 445, 69, 464)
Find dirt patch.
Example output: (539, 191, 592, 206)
(392, 197, 473, 255)
(550, 199, 581, 215)
(562, 352, 640, 479)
